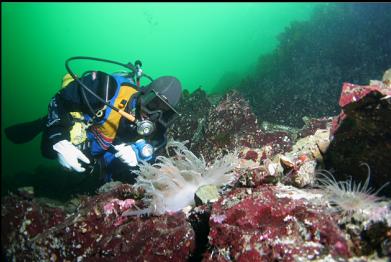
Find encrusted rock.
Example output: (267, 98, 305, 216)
(382, 68, 391, 84)
(168, 88, 212, 149)
(194, 185, 220, 206)
(325, 81, 391, 197)
(194, 90, 269, 161)
(1, 184, 196, 261)
(279, 155, 295, 171)
(171, 90, 294, 162)
(292, 160, 317, 188)
(17, 186, 35, 199)
(204, 185, 351, 261)
(297, 117, 332, 139)
(97, 181, 123, 194)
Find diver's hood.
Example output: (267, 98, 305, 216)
(139, 76, 182, 127)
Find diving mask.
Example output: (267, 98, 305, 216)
(140, 90, 180, 128)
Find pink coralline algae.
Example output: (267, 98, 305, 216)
(1, 184, 196, 261)
(244, 150, 258, 162)
(103, 198, 135, 216)
(338, 82, 391, 108)
(102, 198, 136, 226)
(297, 117, 332, 139)
(331, 82, 391, 136)
(204, 185, 351, 261)
(210, 214, 227, 224)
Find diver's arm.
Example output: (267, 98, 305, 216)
(45, 94, 74, 147)
(45, 71, 114, 147)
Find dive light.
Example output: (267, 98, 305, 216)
(136, 120, 155, 136)
(131, 139, 154, 161)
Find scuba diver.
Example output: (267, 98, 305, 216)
(5, 57, 182, 183)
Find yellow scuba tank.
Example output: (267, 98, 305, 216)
(62, 73, 88, 146)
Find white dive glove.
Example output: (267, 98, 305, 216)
(113, 143, 138, 167)
(53, 140, 90, 173)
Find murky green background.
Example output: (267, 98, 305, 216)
(2, 2, 321, 191)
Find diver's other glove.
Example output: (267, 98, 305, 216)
(53, 140, 91, 172)
(113, 143, 138, 167)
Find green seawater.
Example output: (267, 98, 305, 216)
(1, 2, 321, 195)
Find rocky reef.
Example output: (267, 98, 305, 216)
(325, 81, 391, 197)
(204, 185, 351, 261)
(236, 3, 391, 127)
(170, 89, 297, 163)
(3, 74, 391, 261)
(1, 184, 196, 261)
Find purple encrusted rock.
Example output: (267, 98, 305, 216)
(204, 185, 351, 261)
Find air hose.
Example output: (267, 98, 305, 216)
(65, 56, 153, 123)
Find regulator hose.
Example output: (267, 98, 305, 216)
(64, 56, 152, 123)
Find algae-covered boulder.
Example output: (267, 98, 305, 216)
(1, 184, 196, 261)
(204, 184, 351, 261)
(325, 80, 391, 197)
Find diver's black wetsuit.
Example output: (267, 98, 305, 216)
(41, 71, 168, 182)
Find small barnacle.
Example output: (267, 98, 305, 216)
(96, 234, 103, 242)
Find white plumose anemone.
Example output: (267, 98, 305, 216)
(123, 140, 239, 216)
(316, 164, 390, 222)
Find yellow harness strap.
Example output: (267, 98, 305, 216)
(95, 85, 138, 140)
(61, 73, 138, 146)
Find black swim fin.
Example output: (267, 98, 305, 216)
(5, 116, 47, 144)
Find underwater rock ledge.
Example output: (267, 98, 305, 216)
(325, 81, 391, 197)
(2, 78, 391, 261)
(1, 184, 196, 261)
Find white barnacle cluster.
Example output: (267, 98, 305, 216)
(122, 140, 239, 216)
